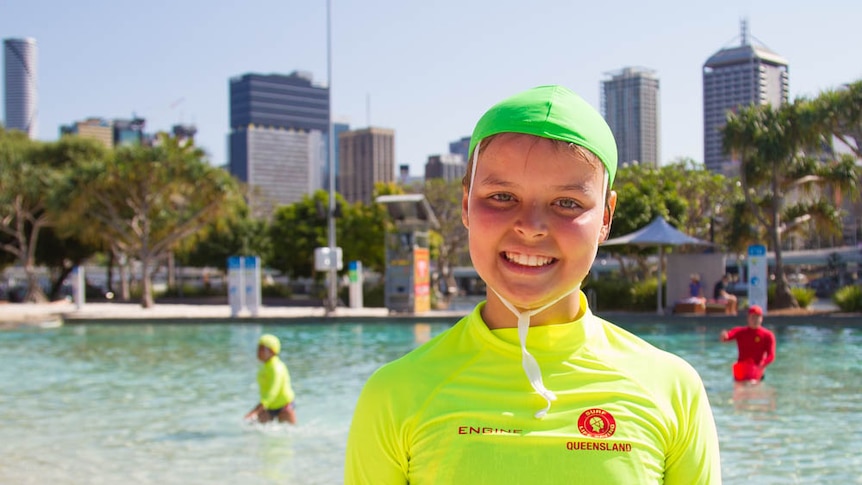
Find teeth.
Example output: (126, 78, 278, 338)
(505, 252, 553, 267)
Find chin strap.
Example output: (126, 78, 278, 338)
(490, 288, 575, 419)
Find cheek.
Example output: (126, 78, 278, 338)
(471, 207, 508, 228)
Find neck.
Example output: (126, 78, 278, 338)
(482, 291, 583, 329)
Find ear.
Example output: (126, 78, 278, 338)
(599, 190, 617, 242)
(461, 185, 470, 229)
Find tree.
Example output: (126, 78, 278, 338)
(810, 80, 862, 158)
(723, 94, 860, 309)
(68, 134, 244, 308)
(604, 161, 737, 281)
(340, 194, 388, 275)
(0, 130, 105, 302)
(175, 201, 265, 272)
(268, 190, 333, 279)
(421, 178, 468, 301)
(268, 190, 388, 279)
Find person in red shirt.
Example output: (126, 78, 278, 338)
(720, 305, 775, 382)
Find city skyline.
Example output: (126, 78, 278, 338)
(2, 0, 861, 177)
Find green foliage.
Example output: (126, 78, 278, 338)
(808, 80, 862, 158)
(764, 283, 815, 308)
(629, 278, 660, 311)
(66, 134, 244, 307)
(605, 160, 739, 281)
(790, 287, 816, 308)
(268, 190, 387, 279)
(722, 88, 862, 308)
(421, 177, 470, 284)
(176, 207, 267, 271)
(832, 285, 862, 312)
(0, 130, 109, 302)
(582, 278, 629, 311)
(340, 197, 388, 274)
(268, 191, 329, 278)
(583, 276, 659, 311)
(261, 283, 292, 298)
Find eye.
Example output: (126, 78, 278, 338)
(555, 198, 581, 210)
(490, 193, 515, 203)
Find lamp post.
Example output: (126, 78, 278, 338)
(325, 0, 337, 314)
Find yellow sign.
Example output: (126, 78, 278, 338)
(413, 247, 431, 313)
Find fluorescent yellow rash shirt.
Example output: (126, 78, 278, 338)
(257, 355, 294, 410)
(345, 297, 721, 484)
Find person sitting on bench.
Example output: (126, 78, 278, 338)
(712, 274, 738, 315)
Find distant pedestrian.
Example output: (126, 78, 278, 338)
(720, 305, 775, 382)
(244, 334, 297, 424)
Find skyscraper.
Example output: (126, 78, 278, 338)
(703, 21, 789, 173)
(338, 127, 395, 204)
(449, 136, 471, 162)
(228, 71, 330, 216)
(601, 67, 661, 167)
(424, 153, 465, 182)
(60, 118, 114, 148)
(3, 38, 38, 138)
(60, 116, 149, 148)
(332, 120, 351, 192)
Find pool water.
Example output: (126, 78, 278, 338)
(1, 320, 860, 484)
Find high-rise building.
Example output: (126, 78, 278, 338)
(703, 21, 789, 173)
(338, 127, 395, 204)
(601, 67, 661, 167)
(228, 71, 330, 216)
(113, 117, 148, 146)
(330, 121, 351, 192)
(60, 118, 114, 148)
(424, 153, 465, 182)
(60, 116, 151, 148)
(3, 38, 38, 138)
(172, 123, 197, 144)
(449, 136, 471, 162)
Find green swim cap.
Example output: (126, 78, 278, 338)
(469, 85, 618, 187)
(259, 334, 281, 354)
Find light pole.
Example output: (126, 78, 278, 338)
(325, 0, 337, 314)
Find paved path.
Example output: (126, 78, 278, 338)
(0, 301, 468, 327)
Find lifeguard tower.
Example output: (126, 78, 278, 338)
(376, 194, 439, 314)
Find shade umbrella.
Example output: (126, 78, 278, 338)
(600, 216, 713, 314)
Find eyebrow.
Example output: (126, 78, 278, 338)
(478, 175, 595, 194)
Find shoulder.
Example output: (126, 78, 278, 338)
(592, 318, 704, 386)
(368, 316, 475, 388)
(366, 314, 473, 375)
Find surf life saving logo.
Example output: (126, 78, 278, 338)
(577, 408, 616, 439)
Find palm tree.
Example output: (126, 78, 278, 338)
(723, 93, 860, 309)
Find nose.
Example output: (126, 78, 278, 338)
(514, 202, 547, 239)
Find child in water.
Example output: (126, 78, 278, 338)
(244, 334, 296, 424)
(345, 85, 720, 483)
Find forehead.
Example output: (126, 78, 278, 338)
(478, 133, 604, 182)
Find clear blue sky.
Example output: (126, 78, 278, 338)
(3, 0, 861, 176)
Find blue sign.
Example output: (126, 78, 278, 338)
(748, 244, 766, 256)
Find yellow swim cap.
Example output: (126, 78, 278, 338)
(258, 334, 281, 354)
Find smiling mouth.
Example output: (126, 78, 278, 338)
(503, 252, 556, 267)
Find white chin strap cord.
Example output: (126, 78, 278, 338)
(491, 287, 574, 419)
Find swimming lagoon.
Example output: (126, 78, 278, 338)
(1, 318, 860, 484)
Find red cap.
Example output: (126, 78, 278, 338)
(748, 305, 763, 316)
